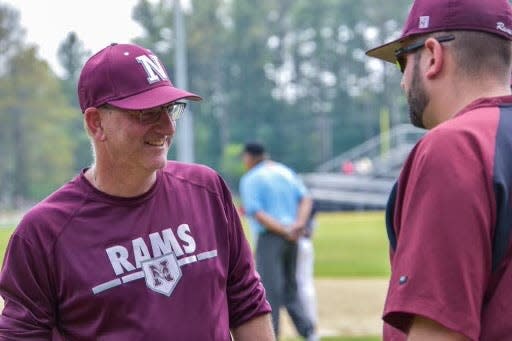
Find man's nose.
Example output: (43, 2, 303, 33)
(156, 110, 176, 133)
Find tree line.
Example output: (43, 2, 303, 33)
(0, 0, 410, 208)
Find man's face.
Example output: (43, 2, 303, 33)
(99, 105, 177, 175)
(242, 153, 253, 171)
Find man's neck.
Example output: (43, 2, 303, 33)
(428, 78, 511, 128)
(87, 165, 158, 197)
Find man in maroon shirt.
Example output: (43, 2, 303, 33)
(0, 43, 273, 340)
(366, 0, 512, 340)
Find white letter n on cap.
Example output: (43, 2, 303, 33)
(136, 55, 169, 84)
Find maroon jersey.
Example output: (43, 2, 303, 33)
(384, 96, 512, 340)
(0, 162, 270, 340)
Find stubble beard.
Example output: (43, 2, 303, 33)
(407, 58, 429, 129)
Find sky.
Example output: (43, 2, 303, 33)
(4, 0, 148, 76)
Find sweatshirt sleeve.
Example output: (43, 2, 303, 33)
(0, 232, 56, 340)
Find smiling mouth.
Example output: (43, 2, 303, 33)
(145, 138, 167, 147)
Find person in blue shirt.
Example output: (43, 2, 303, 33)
(239, 142, 317, 341)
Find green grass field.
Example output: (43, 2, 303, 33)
(0, 229, 13, 265)
(242, 211, 390, 278)
(313, 211, 390, 278)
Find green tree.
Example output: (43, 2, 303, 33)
(0, 2, 23, 73)
(57, 32, 92, 171)
(0, 3, 24, 206)
(58, 32, 90, 107)
(259, 0, 411, 169)
(0, 47, 76, 205)
(0, 4, 76, 207)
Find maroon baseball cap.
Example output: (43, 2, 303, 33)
(77, 43, 201, 112)
(366, 0, 512, 64)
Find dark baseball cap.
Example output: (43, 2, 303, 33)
(243, 142, 266, 157)
(77, 43, 201, 113)
(366, 0, 512, 64)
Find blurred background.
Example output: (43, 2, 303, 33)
(0, 1, 432, 339)
(0, 0, 422, 211)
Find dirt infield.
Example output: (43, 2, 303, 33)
(281, 278, 388, 338)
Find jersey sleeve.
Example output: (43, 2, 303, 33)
(0, 232, 56, 339)
(384, 127, 494, 340)
(221, 176, 271, 327)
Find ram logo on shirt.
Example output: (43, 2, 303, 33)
(142, 254, 182, 297)
(92, 223, 217, 296)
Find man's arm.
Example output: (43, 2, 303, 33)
(293, 196, 313, 229)
(253, 211, 287, 235)
(231, 313, 275, 341)
(284, 195, 313, 240)
(253, 211, 300, 241)
(408, 316, 469, 341)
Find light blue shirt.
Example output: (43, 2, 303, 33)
(239, 161, 309, 240)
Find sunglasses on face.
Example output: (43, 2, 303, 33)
(394, 34, 455, 73)
(104, 102, 187, 124)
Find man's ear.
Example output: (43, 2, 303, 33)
(84, 107, 106, 141)
(424, 37, 445, 79)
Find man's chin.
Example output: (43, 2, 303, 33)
(145, 158, 169, 173)
(408, 111, 425, 129)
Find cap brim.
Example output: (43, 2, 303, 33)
(365, 38, 404, 64)
(108, 85, 202, 110)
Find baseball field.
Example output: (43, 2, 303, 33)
(0, 211, 389, 340)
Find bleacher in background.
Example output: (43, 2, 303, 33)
(302, 124, 425, 211)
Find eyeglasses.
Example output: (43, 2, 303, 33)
(394, 34, 455, 73)
(104, 102, 187, 124)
